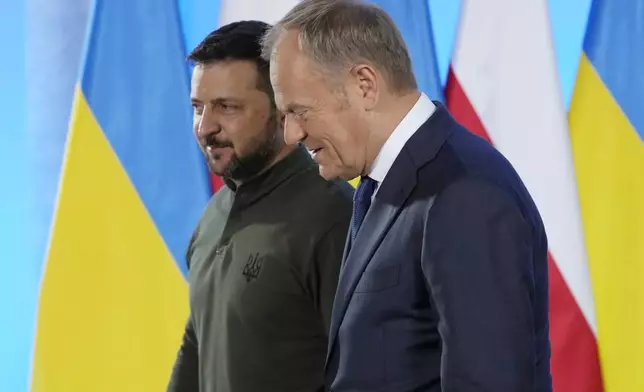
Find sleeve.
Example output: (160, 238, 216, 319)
(422, 179, 537, 391)
(308, 220, 350, 334)
(167, 317, 200, 392)
(167, 227, 201, 391)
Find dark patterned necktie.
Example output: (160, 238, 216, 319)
(351, 176, 377, 242)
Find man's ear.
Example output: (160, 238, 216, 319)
(351, 64, 379, 110)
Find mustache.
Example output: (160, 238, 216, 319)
(203, 134, 233, 149)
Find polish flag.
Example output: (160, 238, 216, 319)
(445, 1, 603, 391)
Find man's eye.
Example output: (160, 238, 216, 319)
(192, 104, 203, 115)
(219, 103, 238, 111)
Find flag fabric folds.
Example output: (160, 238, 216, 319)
(445, 1, 603, 391)
(569, 1, 644, 391)
(368, 0, 444, 102)
(30, 0, 211, 390)
(0, 3, 30, 392)
(219, 0, 300, 26)
(23, 1, 642, 391)
(20, 3, 92, 390)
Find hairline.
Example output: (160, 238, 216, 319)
(263, 26, 362, 104)
(191, 57, 276, 107)
(260, 5, 416, 96)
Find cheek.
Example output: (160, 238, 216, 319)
(229, 118, 264, 155)
(326, 119, 355, 155)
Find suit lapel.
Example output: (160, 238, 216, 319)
(325, 103, 455, 368)
(326, 151, 417, 366)
(338, 223, 352, 272)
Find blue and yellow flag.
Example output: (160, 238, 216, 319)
(568, 1, 644, 391)
(30, 1, 211, 390)
(23, 3, 91, 390)
(369, 0, 443, 102)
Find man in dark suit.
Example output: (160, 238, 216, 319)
(262, 0, 553, 391)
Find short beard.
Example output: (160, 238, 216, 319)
(217, 113, 282, 182)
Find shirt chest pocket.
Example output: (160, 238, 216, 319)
(354, 264, 400, 293)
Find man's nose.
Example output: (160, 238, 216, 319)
(196, 109, 221, 138)
(283, 116, 306, 146)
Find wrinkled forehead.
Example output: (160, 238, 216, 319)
(269, 38, 307, 98)
(270, 32, 335, 100)
(269, 32, 307, 80)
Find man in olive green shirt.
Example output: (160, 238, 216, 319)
(167, 21, 353, 392)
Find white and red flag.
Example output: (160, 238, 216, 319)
(445, 1, 603, 391)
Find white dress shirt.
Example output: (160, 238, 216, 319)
(368, 92, 436, 199)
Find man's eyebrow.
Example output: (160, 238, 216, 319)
(190, 97, 241, 105)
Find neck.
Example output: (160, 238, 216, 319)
(232, 143, 295, 187)
(363, 90, 421, 175)
(265, 144, 297, 172)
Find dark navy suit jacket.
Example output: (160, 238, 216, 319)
(325, 104, 552, 391)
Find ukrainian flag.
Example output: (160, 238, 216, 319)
(368, 0, 443, 102)
(568, 1, 644, 391)
(30, 1, 211, 390)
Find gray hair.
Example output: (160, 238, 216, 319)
(261, 0, 417, 94)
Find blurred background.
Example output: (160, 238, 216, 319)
(1, 0, 642, 391)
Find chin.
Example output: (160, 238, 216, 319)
(317, 165, 339, 181)
(320, 164, 353, 182)
(208, 159, 231, 177)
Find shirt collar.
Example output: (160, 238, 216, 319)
(224, 145, 314, 206)
(368, 92, 435, 184)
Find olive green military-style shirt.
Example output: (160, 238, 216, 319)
(168, 146, 353, 392)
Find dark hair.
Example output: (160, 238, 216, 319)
(188, 20, 273, 98)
